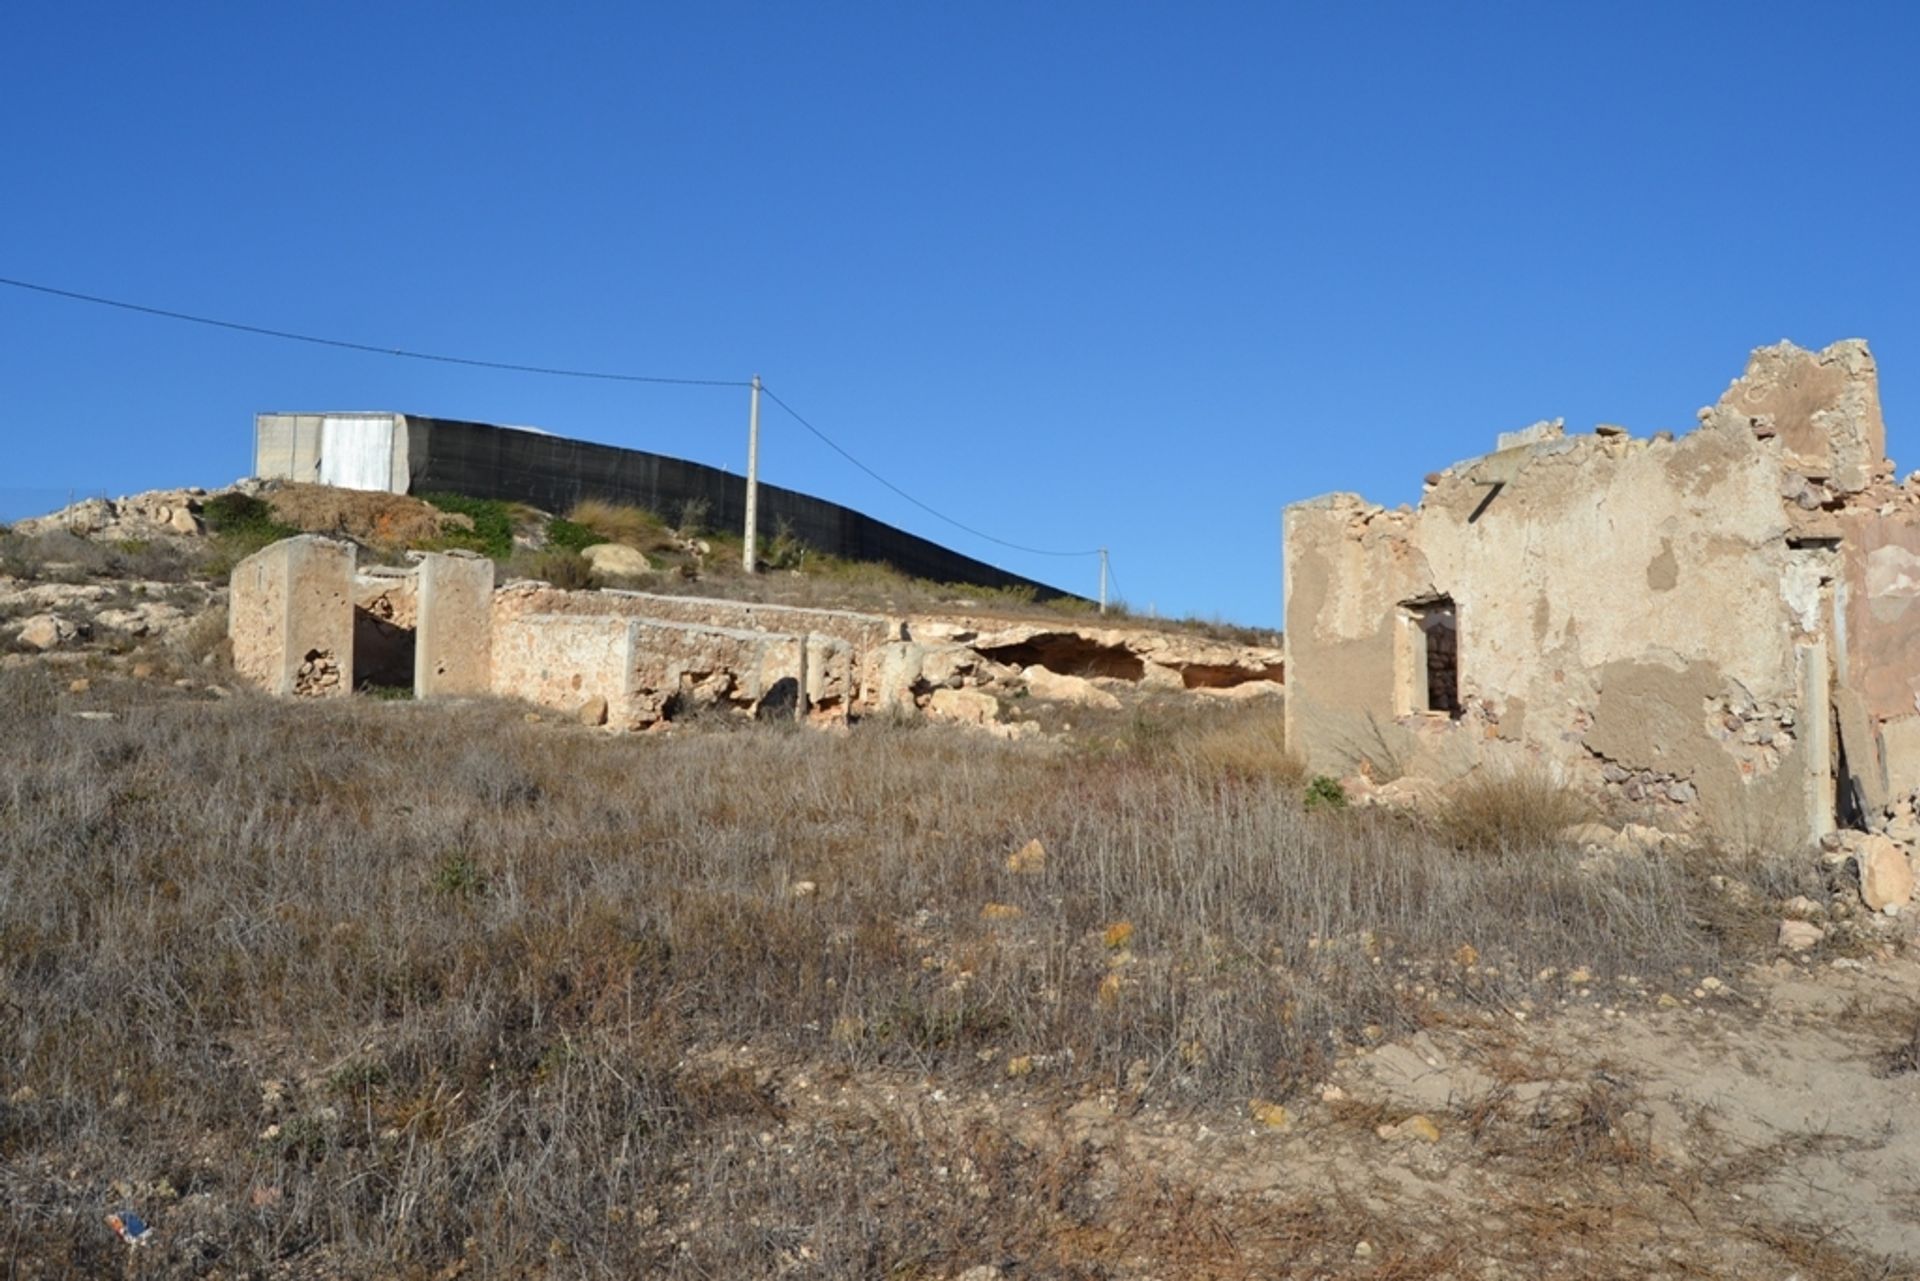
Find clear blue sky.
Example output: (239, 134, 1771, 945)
(5, 4, 1917, 627)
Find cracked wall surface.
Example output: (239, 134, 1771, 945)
(1284, 339, 1919, 849)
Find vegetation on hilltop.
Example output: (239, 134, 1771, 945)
(9, 484, 1283, 639)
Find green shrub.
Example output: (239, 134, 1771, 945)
(763, 517, 807, 570)
(1303, 775, 1348, 811)
(545, 518, 606, 554)
(198, 493, 299, 575)
(433, 853, 486, 899)
(421, 492, 515, 559)
(201, 492, 292, 537)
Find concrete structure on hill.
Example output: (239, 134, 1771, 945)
(250, 411, 1075, 600)
(1284, 339, 1920, 852)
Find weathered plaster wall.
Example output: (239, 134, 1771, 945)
(230, 543, 290, 694)
(415, 551, 495, 697)
(1285, 339, 1918, 849)
(229, 535, 356, 697)
(1837, 509, 1920, 722)
(488, 609, 839, 729)
(491, 587, 860, 722)
(1282, 496, 1426, 774)
(626, 619, 811, 726)
(492, 585, 895, 651)
(1708, 340, 1885, 494)
(492, 613, 636, 724)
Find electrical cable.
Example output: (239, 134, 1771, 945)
(0, 275, 752, 387)
(1, 272, 1106, 564)
(757, 383, 1101, 559)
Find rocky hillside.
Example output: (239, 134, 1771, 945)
(4, 484, 1284, 739)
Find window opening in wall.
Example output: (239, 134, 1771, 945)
(1402, 596, 1460, 717)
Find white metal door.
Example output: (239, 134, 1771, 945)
(319, 416, 395, 491)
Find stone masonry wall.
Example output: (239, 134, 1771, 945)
(229, 535, 356, 698)
(415, 551, 495, 697)
(1285, 339, 1920, 851)
(488, 611, 830, 729)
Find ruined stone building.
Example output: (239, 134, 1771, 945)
(227, 537, 1285, 733)
(1284, 340, 1920, 849)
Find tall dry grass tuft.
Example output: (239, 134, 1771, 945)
(567, 497, 671, 550)
(1435, 766, 1596, 853)
(0, 672, 1767, 1274)
(1174, 701, 1305, 788)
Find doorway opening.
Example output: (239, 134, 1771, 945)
(1401, 596, 1460, 717)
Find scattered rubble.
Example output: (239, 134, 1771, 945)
(15, 613, 80, 651)
(1856, 833, 1915, 912)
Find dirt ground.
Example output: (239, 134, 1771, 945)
(717, 950, 1920, 1279)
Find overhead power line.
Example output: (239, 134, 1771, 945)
(0, 275, 751, 387)
(756, 384, 1101, 559)
(0, 272, 1105, 563)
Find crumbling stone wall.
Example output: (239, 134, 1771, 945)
(1284, 339, 1919, 851)
(490, 585, 858, 722)
(229, 535, 356, 698)
(907, 615, 1285, 691)
(492, 585, 894, 715)
(490, 611, 835, 730)
(231, 539, 1289, 736)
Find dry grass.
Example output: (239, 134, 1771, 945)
(1173, 701, 1304, 787)
(566, 497, 674, 551)
(0, 528, 206, 585)
(261, 483, 461, 549)
(1435, 766, 1598, 854)
(1878, 1013, 1920, 1078)
(0, 671, 1810, 1275)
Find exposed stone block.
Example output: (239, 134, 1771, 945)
(416, 551, 495, 697)
(1708, 339, 1885, 494)
(1858, 834, 1914, 912)
(491, 612, 818, 730)
(228, 535, 355, 697)
(492, 613, 634, 724)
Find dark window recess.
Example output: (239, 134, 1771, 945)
(1417, 599, 1460, 716)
